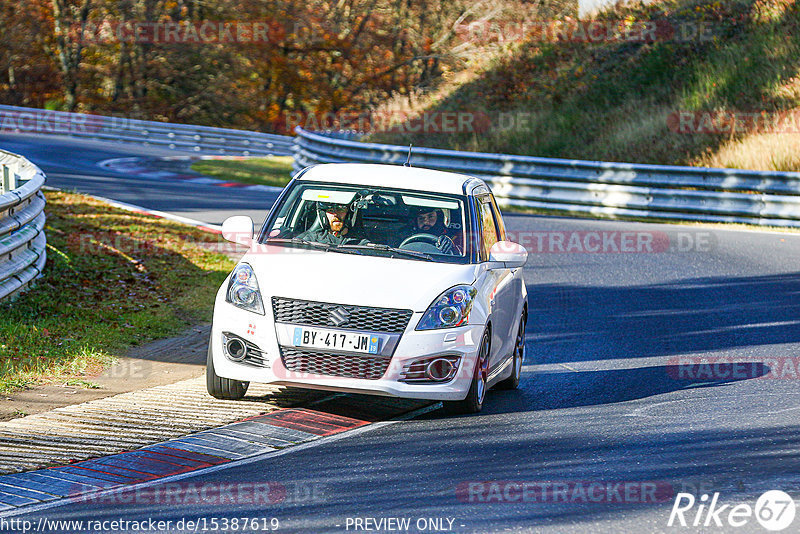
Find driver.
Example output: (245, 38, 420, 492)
(407, 207, 462, 254)
(297, 201, 369, 246)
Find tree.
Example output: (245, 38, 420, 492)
(51, 0, 93, 110)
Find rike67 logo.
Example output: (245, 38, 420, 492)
(668, 491, 796, 531)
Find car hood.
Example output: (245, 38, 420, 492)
(242, 247, 479, 312)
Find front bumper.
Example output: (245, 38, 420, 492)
(210, 302, 484, 401)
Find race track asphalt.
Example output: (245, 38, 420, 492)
(0, 133, 280, 226)
(3, 133, 799, 533)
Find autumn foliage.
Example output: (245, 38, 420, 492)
(0, 0, 573, 134)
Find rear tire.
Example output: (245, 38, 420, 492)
(443, 330, 490, 415)
(496, 314, 526, 390)
(206, 342, 249, 400)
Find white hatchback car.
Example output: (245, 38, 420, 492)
(207, 163, 528, 413)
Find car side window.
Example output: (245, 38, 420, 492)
(477, 196, 499, 261)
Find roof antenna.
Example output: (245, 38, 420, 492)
(403, 144, 413, 167)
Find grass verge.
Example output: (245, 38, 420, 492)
(190, 156, 294, 187)
(0, 191, 235, 394)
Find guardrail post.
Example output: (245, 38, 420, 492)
(1, 164, 14, 194)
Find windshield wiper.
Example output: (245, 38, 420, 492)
(339, 243, 435, 262)
(267, 238, 365, 255)
(266, 237, 332, 251)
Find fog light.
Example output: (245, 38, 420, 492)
(426, 358, 455, 380)
(225, 337, 247, 361)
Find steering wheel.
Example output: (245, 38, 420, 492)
(399, 233, 439, 248)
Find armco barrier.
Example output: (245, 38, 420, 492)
(0, 150, 47, 301)
(0, 105, 294, 157)
(293, 127, 800, 227)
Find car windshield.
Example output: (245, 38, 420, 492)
(260, 181, 470, 263)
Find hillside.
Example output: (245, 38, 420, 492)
(369, 0, 800, 172)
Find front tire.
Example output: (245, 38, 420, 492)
(443, 330, 490, 415)
(206, 342, 249, 400)
(496, 314, 526, 390)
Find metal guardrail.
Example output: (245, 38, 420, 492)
(0, 105, 294, 157)
(0, 150, 47, 301)
(293, 127, 800, 227)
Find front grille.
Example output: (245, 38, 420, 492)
(272, 297, 412, 333)
(280, 347, 392, 380)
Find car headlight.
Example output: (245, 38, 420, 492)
(416, 285, 478, 330)
(226, 263, 265, 315)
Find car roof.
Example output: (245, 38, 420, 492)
(297, 163, 481, 195)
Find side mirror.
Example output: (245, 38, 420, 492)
(488, 241, 528, 269)
(222, 216, 254, 246)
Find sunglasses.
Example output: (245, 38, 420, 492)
(324, 206, 348, 214)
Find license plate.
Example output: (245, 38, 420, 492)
(292, 327, 380, 354)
